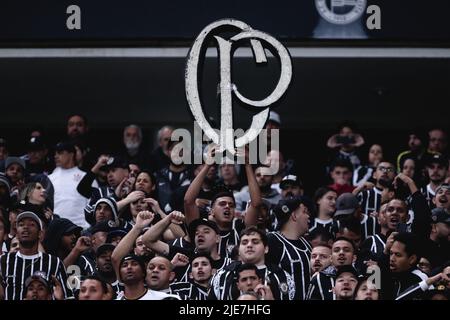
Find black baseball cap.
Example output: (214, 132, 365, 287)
(88, 220, 120, 235)
(27, 136, 46, 151)
(279, 175, 303, 190)
(335, 265, 359, 280)
(273, 196, 313, 228)
(55, 141, 76, 154)
(188, 218, 219, 241)
(101, 156, 128, 171)
(425, 153, 449, 168)
(431, 208, 450, 225)
(119, 254, 146, 276)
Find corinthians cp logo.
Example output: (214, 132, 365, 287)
(185, 19, 292, 155)
(315, 0, 367, 25)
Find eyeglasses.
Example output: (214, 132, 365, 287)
(377, 166, 395, 173)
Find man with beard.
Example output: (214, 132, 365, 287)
(307, 237, 357, 300)
(155, 140, 192, 212)
(94, 243, 122, 297)
(119, 124, 149, 169)
(310, 245, 332, 277)
(355, 161, 396, 216)
(0, 212, 72, 300)
(421, 154, 448, 208)
(332, 265, 359, 300)
(209, 226, 295, 300)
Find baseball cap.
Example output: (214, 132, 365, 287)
(279, 175, 303, 190)
(431, 208, 450, 225)
(55, 141, 76, 154)
(24, 271, 51, 290)
(425, 153, 449, 168)
(96, 243, 116, 258)
(16, 211, 43, 230)
(106, 229, 127, 243)
(87, 220, 120, 235)
(101, 156, 128, 171)
(435, 183, 450, 194)
(189, 218, 219, 241)
(120, 254, 146, 276)
(335, 265, 359, 279)
(334, 193, 359, 217)
(273, 196, 312, 228)
(5, 157, 26, 170)
(27, 136, 46, 151)
(268, 111, 281, 125)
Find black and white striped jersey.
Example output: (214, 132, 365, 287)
(167, 237, 194, 250)
(0, 251, 72, 300)
(420, 184, 435, 209)
(353, 165, 375, 186)
(208, 261, 295, 300)
(306, 266, 335, 300)
(361, 234, 387, 257)
(308, 218, 334, 235)
(357, 187, 383, 215)
(169, 281, 208, 300)
(266, 232, 312, 300)
(217, 218, 245, 259)
(77, 254, 96, 276)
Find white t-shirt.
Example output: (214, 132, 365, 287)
(116, 289, 181, 300)
(49, 166, 96, 229)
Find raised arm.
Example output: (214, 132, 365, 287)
(111, 210, 154, 277)
(184, 164, 212, 225)
(144, 198, 186, 240)
(141, 211, 185, 256)
(244, 154, 262, 227)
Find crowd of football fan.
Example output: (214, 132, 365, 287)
(0, 112, 449, 300)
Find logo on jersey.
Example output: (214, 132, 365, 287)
(315, 0, 366, 25)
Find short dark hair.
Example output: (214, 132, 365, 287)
(191, 253, 213, 267)
(330, 159, 353, 173)
(239, 226, 268, 247)
(82, 275, 108, 294)
(393, 232, 420, 258)
(307, 228, 334, 244)
(235, 263, 260, 282)
(333, 236, 356, 253)
(211, 191, 235, 207)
